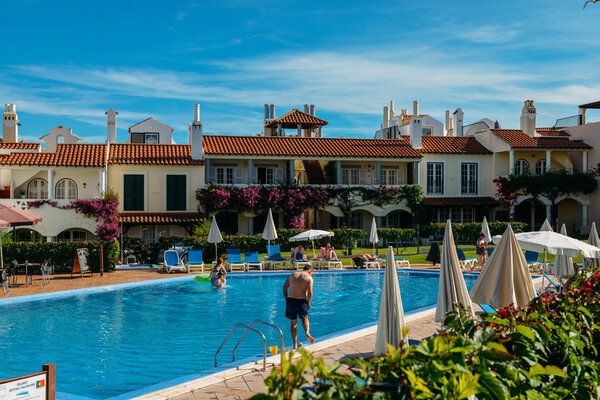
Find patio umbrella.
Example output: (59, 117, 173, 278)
(207, 215, 223, 262)
(586, 222, 600, 267)
(0, 204, 43, 270)
(375, 246, 406, 355)
(435, 220, 474, 323)
(554, 224, 574, 279)
(511, 231, 600, 259)
(369, 217, 379, 256)
(262, 208, 278, 248)
(481, 216, 492, 244)
(470, 225, 536, 308)
(289, 229, 333, 258)
(540, 219, 553, 232)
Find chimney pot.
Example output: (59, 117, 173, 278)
(270, 104, 275, 119)
(310, 105, 315, 116)
(264, 104, 269, 119)
(194, 104, 200, 122)
(304, 104, 309, 113)
(412, 100, 419, 117)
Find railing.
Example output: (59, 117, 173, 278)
(233, 319, 285, 365)
(553, 114, 582, 129)
(214, 323, 267, 370)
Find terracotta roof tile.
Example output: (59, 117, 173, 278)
(108, 144, 204, 165)
(118, 212, 204, 225)
(421, 136, 491, 154)
(491, 129, 591, 149)
(203, 135, 422, 159)
(399, 114, 426, 125)
(0, 144, 106, 167)
(536, 128, 569, 137)
(0, 142, 41, 150)
(266, 109, 328, 128)
(423, 197, 499, 206)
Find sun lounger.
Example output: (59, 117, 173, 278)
(1, 268, 8, 294)
(226, 249, 246, 272)
(266, 245, 288, 269)
(164, 250, 188, 273)
(395, 257, 410, 268)
(291, 252, 311, 270)
(479, 304, 497, 314)
(456, 249, 476, 269)
(244, 251, 263, 271)
(524, 251, 540, 271)
(187, 249, 205, 272)
(540, 272, 561, 294)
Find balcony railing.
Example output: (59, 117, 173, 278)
(553, 114, 582, 129)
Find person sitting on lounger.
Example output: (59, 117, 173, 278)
(320, 243, 338, 261)
(291, 245, 308, 261)
(210, 258, 227, 288)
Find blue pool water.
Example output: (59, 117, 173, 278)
(0, 270, 477, 399)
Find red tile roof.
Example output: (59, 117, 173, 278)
(0, 142, 41, 150)
(108, 144, 204, 165)
(423, 197, 499, 207)
(118, 212, 204, 225)
(491, 129, 591, 149)
(203, 135, 422, 159)
(421, 136, 491, 154)
(536, 128, 569, 137)
(0, 144, 106, 167)
(266, 109, 328, 128)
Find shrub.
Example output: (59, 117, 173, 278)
(331, 228, 368, 251)
(2, 240, 119, 273)
(421, 221, 527, 242)
(376, 228, 415, 243)
(252, 269, 600, 399)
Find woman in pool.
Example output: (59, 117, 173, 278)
(475, 232, 487, 271)
(210, 258, 227, 288)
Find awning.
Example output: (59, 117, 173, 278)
(423, 197, 499, 207)
(118, 212, 204, 225)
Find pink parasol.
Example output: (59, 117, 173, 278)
(0, 204, 43, 269)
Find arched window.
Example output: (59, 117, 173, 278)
(535, 159, 546, 175)
(27, 178, 48, 199)
(514, 159, 530, 175)
(55, 178, 78, 200)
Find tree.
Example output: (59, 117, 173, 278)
(499, 170, 598, 227)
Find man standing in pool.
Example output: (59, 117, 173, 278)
(282, 264, 315, 348)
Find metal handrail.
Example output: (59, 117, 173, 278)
(233, 320, 285, 365)
(214, 323, 267, 370)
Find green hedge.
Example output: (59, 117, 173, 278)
(421, 221, 527, 242)
(376, 228, 415, 243)
(2, 240, 120, 273)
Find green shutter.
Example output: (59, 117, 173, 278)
(167, 175, 186, 211)
(124, 175, 144, 211)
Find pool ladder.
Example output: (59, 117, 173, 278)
(214, 319, 285, 371)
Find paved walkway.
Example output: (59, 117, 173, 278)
(168, 314, 441, 400)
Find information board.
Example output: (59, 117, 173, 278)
(0, 371, 47, 400)
(71, 248, 92, 278)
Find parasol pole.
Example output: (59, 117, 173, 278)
(215, 243, 218, 262)
(311, 239, 316, 259)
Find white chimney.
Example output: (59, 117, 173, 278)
(412, 100, 419, 117)
(383, 106, 390, 129)
(390, 100, 395, 116)
(410, 116, 422, 149)
(310, 104, 315, 116)
(106, 108, 118, 143)
(453, 108, 464, 137)
(304, 104, 309, 113)
(269, 104, 275, 119)
(189, 104, 203, 160)
(3, 103, 19, 143)
(401, 109, 408, 117)
(520, 100, 537, 137)
(264, 104, 269, 119)
(445, 110, 453, 136)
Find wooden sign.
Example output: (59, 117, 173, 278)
(71, 248, 92, 278)
(0, 363, 55, 400)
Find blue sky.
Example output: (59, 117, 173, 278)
(1, 0, 600, 144)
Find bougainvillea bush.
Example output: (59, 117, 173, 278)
(28, 193, 120, 241)
(251, 269, 600, 399)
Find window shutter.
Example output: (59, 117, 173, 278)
(234, 168, 244, 184)
(274, 168, 284, 184)
(252, 167, 258, 184)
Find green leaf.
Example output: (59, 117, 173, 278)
(516, 325, 537, 342)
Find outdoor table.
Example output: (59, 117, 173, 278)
(15, 263, 41, 287)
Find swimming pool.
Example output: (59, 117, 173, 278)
(0, 270, 478, 399)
